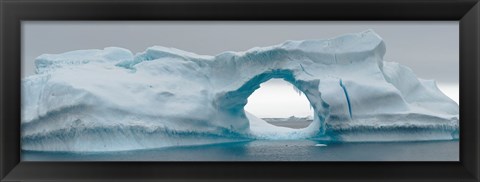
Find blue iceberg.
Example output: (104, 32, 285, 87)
(21, 30, 459, 152)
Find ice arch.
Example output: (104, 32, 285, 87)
(214, 69, 329, 139)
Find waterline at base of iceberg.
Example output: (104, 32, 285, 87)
(21, 117, 458, 152)
(22, 140, 459, 161)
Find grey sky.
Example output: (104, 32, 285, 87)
(22, 21, 458, 85)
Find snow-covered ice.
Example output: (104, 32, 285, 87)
(21, 30, 459, 152)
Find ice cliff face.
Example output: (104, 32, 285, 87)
(21, 30, 459, 152)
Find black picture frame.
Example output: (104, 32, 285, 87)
(1, 0, 479, 181)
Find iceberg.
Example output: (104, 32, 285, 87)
(21, 30, 459, 152)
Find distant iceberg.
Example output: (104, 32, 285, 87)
(21, 30, 459, 152)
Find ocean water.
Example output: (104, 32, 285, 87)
(22, 140, 458, 161)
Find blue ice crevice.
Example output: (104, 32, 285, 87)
(339, 79, 353, 119)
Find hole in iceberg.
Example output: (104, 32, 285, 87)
(245, 79, 315, 139)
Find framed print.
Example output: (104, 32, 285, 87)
(19, 21, 460, 162)
(1, 0, 479, 181)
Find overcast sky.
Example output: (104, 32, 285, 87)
(22, 21, 459, 117)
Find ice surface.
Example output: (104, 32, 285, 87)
(22, 30, 459, 152)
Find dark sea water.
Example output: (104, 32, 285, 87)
(22, 140, 458, 161)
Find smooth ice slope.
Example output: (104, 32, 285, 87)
(21, 30, 459, 152)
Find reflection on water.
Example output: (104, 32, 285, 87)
(22, 140, 459, 161)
